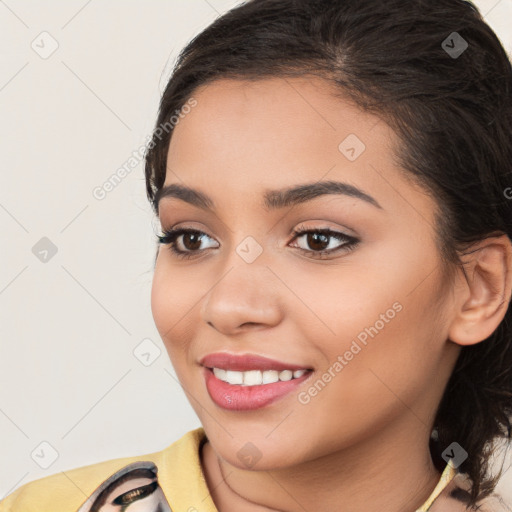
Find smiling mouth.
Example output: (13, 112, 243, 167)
(208, 367, 312, 386)
(200, 352, 314, 409)
(203, 365, 314, 411)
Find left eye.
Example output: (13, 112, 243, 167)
(289, 228, 359, 256)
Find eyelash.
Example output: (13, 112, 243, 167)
(157, 225, 359, 261)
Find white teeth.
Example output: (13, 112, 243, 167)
(213, 368, 227, 380)
(262, 370, 279, 384)
(243, 370, 262, 386)
(225, 370, 244, 385)
(279, 370, 293, 381)
(212, 368, 308, 386)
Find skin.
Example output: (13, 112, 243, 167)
(150, 76, 512, 512)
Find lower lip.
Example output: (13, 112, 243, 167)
(203, 367, 311, 411)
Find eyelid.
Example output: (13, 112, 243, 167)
(292, 221, 358, 238)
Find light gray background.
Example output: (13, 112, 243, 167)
(1, 0, 511, 502)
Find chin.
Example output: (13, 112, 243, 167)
(207, 428, 306, 471)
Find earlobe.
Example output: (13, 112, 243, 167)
(448, 235, 512, 347)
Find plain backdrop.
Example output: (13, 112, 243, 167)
(1, 0, 512, 502)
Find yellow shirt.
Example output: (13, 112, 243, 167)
(0, 428, 506, 511)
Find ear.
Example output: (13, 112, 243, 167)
(448, 234, 512, 346)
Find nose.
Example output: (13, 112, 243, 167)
(200, 262, 284, 335)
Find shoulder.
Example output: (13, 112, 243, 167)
(0, 428, 206, 512)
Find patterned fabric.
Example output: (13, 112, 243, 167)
(75, 461, 172, 512)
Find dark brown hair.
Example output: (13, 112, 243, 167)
(144, 0, 512, 506)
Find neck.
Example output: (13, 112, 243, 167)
(201, 415, 442, 512)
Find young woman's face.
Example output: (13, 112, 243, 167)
(151, 77, 461, 469)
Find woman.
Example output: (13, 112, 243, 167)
(2, 0, 512, 510)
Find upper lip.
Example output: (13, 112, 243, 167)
(200, 352, 311, 372)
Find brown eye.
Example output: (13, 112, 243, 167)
(157, 228, 219, 259)
(305, 232, 330, 251)
(182, 232, 203, 250)
(290, 226, 359, 258)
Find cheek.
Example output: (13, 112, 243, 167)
(151, 266, 202, 401)
(295, 239, 448, 403)
(321, 234, 445, 346)
(150, 261, 171, 339)
(287, 290, 447, 462)
(150, 258, 196, 357)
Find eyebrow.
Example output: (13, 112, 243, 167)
(154, 180, 382, 213)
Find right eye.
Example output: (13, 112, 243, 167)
(157, 228, 219, 259)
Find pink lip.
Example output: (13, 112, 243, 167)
(199, 352, 310, 372)
(200, 353, 313, 411)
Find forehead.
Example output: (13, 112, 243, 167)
(167, 77, 391, 174)
(163, 76, 431, 218)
